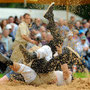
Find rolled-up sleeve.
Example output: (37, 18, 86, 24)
(17, 64, 37, 84)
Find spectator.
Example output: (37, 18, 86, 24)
(0, 33, 7, 55)
(39, 26, 46, 33)
(0, 27, 2, 33)
(0, 19, 7, 31)
(5, 24, 14, 41)
(79, 29, 85, 38)
(82, 50, 90, 71)
(63, 31, 75, 49)
(1, 29, 13, 53)
(75, 35, 89, 57)
(82, 20, 89, 34)
(8, 16, 18, 41)
(20, 16, 24, 23)
(63, 20, 68, 26)
(85, 29, 90, 44)
(41, 32, 47, 41)
(45, 33, 53, 43)
(75, 21, 82, 30)
(54, 19, 59, 28)
(79, 29, 89, 45)
(31, 26, 47, 46)
(69, 16, 76, 25)
(39, 26, 46, 40)
(68, 23, 75, 31)
(58, 18, 69, 32)
(32, 18, 42, 30)
(73, 30, 80, 44)
(14, 16, 20, 25)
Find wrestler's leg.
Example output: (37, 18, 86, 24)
(39, 46, 82, 73)
(0, 75, 9, 84)
(44, 2, 63, 47)
(61, 64, 72, 80)
(54, 69, 72, 86)
(44, 2, 57, 38)
(19, 44, 37, 64)
(0, 52, 37, 84)
(62, 47, 86, 72)
(0, 63, 37, 84)
(0, 63, 22, 84)
(11, 63, 37, 84)
(5, 62, 36, 83)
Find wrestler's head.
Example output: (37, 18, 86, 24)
(48, 35, 63, 54)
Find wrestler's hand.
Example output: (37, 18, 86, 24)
(32, 40, 38, 45)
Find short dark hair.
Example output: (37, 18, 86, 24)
(23, 13, 30, 18)
(8, 16, 13, 19)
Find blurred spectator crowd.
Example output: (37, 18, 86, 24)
(0, 15, 90, 71)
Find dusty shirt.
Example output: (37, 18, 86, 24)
(35, 45, 52, 61)
(17, 64, 72, 86)
(15, 21, 30, 44)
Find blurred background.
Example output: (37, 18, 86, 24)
(0, 0, 90, 20)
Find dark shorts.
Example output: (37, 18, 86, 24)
(6, 70, 25, 81)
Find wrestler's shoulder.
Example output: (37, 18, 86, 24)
(42, 45, 51, 48)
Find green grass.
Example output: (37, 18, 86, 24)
(0, 74, 4, 78)
(73, 72, 90, 78)
(0, 73, 90, 78)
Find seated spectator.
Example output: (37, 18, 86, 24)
(75, 35, 89, 57)
(31, 29, 39, 39)
(8, 16, 18, 41)
(38, 26, 46, 41)
(75, 21, 82, 30)
(63, 20, 68, 26)
(58, 18, 69, 32)
(63, 31, 75, 50)
(1, 29, 13, 53)
(0, 19, 7, 31)
(82, 49, 90, 71)
(45, 33, 53, 43)
(73, 30, 80, 44)
(85, 29, 90, 44)
(79, 29, 85, 38)
(0, 32, 7, 73)
(39, 26, 46, 33)
(5, 24, 14, 41)
(68, 23, 75, 31)
(54, 19, 59, 28)
(69, 16, 76, 25)
(14, 16, 20, 25)
(0, 27, 2, 34)
(0, 33, 7, 55)
(20, 16, 24, 23)
(82, 20, 89, 34)
(79, 29, 89, 45)
(32, 18, 42, 30)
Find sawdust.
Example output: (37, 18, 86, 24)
(0, 78, 90, 90)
